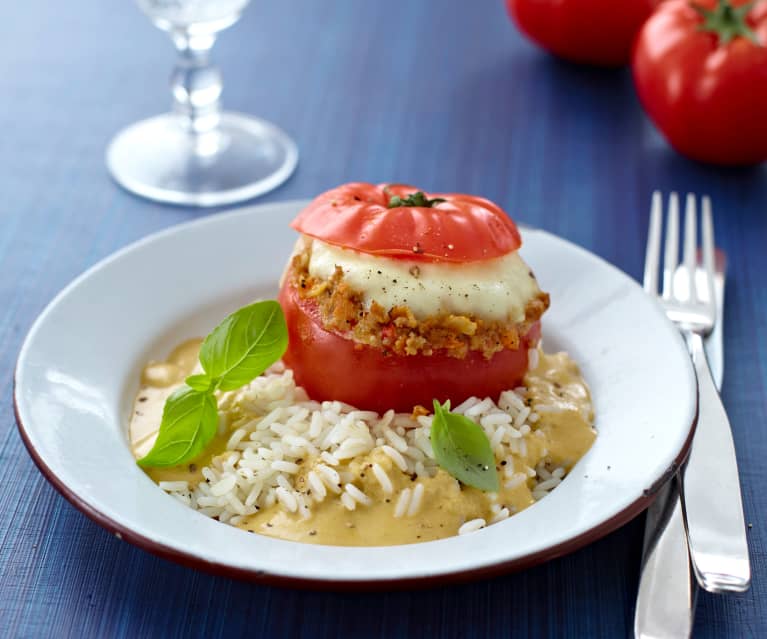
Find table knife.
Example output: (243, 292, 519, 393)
(634, 251, 726, 639)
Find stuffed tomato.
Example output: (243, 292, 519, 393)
(278, 182, 549, 413)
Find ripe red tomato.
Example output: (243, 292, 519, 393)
(290, 182, 521, 263)
(278, 281, 539, 414)
(506, 0, 659, 66)
(632, 0, 767, 165)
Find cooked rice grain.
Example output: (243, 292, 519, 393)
(459, 518, 486, 535)
(157, 364, 576, 538)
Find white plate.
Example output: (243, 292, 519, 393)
(14, 200, 696, 588)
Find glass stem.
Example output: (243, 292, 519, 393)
(170, 30, 222, 135)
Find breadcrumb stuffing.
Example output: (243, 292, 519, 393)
(287, 246, 549, 359)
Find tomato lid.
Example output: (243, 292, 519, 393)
(290, 183, 522, 262)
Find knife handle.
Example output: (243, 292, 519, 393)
(634, 477, 695, 639)
(682, 332, 751, 593)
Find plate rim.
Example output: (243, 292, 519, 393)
(13, 199, 698, 590)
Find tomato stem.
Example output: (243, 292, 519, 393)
(692, 0, 760, 46)
(387, 191, 446, 209)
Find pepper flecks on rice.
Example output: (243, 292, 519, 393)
(131, 183, 597, 545)
(131, 345, 596, 546)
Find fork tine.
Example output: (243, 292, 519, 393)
(662, 193, 680, 300)
(702, 196, 717, 310)
(644, 191, 663, 293)
(684, 193, 697, 302)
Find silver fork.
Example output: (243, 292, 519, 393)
(644, 191, 751, 593)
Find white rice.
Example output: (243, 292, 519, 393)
(340, 492, 357, 511)
(319, 451, 339, 466)
(275, 487, 298, 512)
(158, 362, 573, 537)
(272, 460, 299, 474)
(382, 445, 408, 472)
(372, 463, 394, 495)
(394, 488, 412, 518)
(528, 347, 540, 371)
(459, 518, 486, 535)
(159, 480, 189, 492)
(407, 483, 424, 517)
(504, 472, 528, 490)
(307, 471, 326, 500)
(491, 508, 510, 524)
(344, 483, 372, 506)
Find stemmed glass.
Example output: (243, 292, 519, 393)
(107, 0, 298, 207)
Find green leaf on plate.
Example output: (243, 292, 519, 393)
(430, 399, 500, 492)
(199, 300, 288, 392)
(185, 373, 213, 392)
(137, 386, 219, 468)
(138, 300, 289, 469)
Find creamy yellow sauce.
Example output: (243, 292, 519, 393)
(131, 342, 595, 546)
(303, 237, 543, 322)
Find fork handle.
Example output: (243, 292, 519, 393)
(681, 332, 751, 593)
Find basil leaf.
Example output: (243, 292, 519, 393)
(430, 399, 499, 492)
(185, 373, 213, 392)
(139, 300, 289, 469)
(137, 386, 218, 468)
(199, 300, 288, 392)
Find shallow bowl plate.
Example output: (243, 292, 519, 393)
(14, 200, 696, 588)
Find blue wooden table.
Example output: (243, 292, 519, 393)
(1, 1, 764, 637)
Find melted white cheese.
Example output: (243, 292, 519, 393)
(305, 237, 541, 322)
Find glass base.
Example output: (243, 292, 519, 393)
(106, 112, 298, 207)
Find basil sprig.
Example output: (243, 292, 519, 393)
(430, 400, 500, 492)
(138, 301, 288, 468)
(137, 387, 218, 468)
